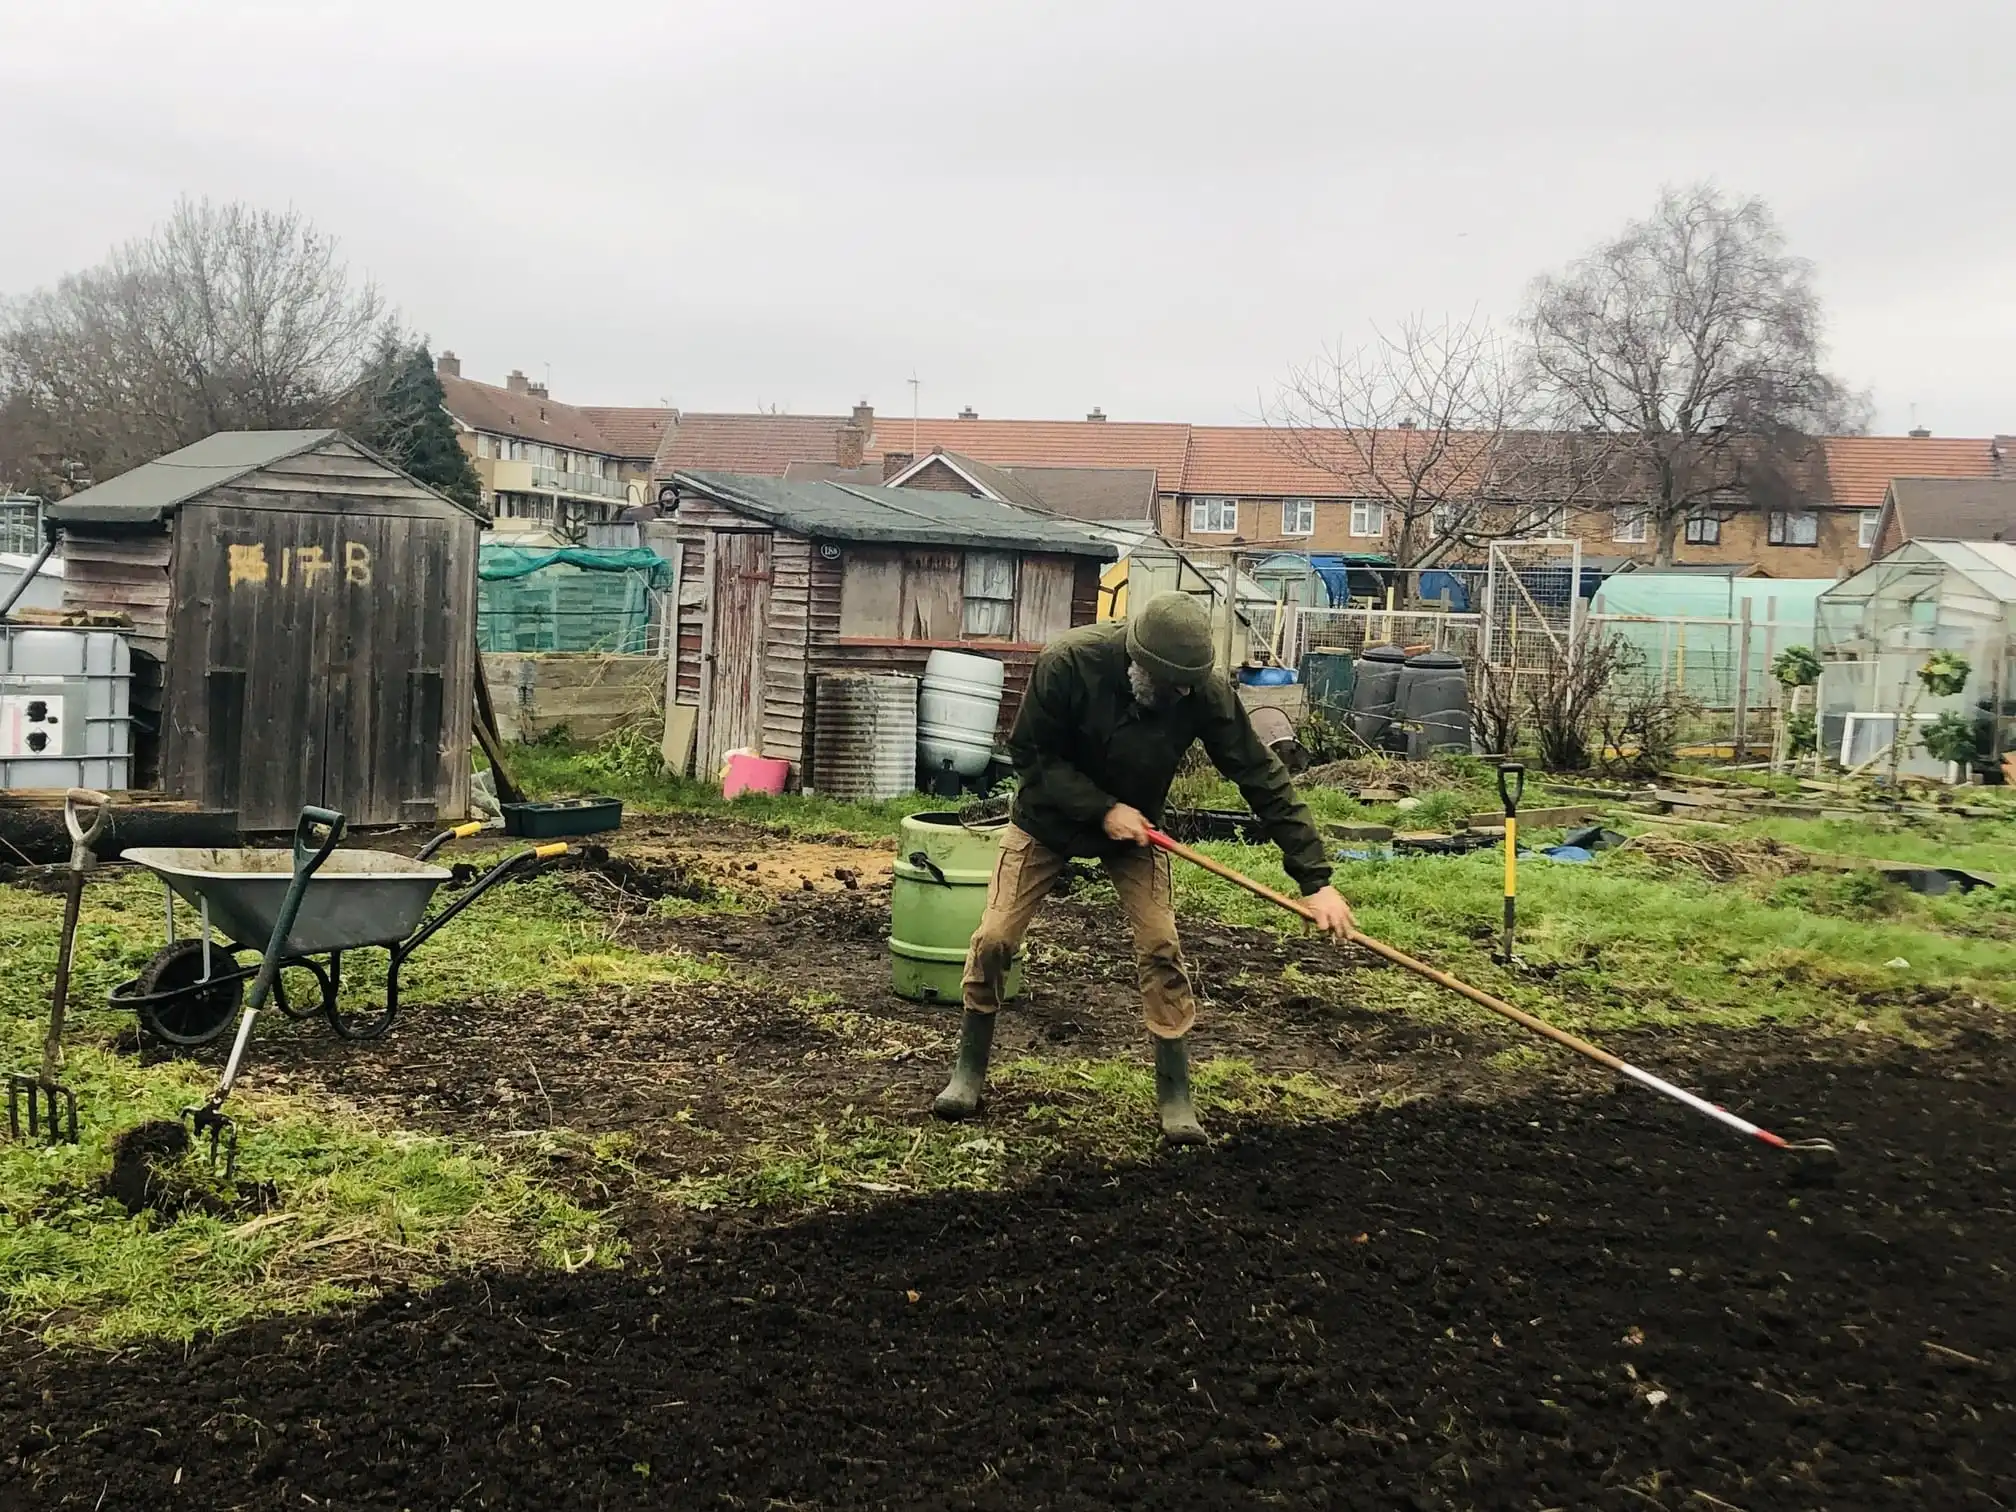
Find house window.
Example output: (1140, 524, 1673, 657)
(1282, 498, 1315, 536)
(1349, 500, 1385, 538)
(1190, 498, 1237, 534)
(963, 551, 1017, 638)
(1684, 513, 1721, 545)
(1612, 507, 1648, 544)
(1768, 509, 1819, 546)
(475, 434, 491, 459)
(1859, 509, 1882, 548)
(1429, 503, 1462, 540)
(1518, 505, 1567, 538)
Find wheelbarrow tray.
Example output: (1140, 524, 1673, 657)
(120, 847, 454, 956)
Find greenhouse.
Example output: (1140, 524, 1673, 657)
(1816, 540, 2016, 777)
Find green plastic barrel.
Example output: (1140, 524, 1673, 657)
(1300, 649, 1356, 716)
(891, 812, 1024, 1004)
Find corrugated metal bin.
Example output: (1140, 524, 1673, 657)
(813, 672, 918, 800)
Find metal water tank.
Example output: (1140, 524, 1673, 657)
(812, 672, 918, 800)
(1396, 651, 1471, 758)
(917, 649, 1004, 780)
(0, 628, 133, 790)
(1348, 644, 1408, 750)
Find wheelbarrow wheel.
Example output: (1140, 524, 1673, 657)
(133, 940, 245, 1047)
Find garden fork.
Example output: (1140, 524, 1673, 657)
(8, 789, 111, 1144)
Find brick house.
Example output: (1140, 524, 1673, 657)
(639, 406, 2014, 578)
(435, 354, 668, 532)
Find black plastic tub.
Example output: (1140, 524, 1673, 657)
(501, 798, 623, 838)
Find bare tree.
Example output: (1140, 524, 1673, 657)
(0, 199, 395, 493)
(1267, 313, 1529, 574)
(1522, 184, 1867, 567)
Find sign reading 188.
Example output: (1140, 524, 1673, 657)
(228, 542, 373, 589)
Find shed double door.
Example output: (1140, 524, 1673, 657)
(699, 529, 771, 777)
(181, 507, 467, 830)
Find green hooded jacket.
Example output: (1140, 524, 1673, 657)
(1007, 620, 1333, 895)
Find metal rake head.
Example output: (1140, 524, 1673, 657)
(183, 1104, 239, 1177)
(7, 1073, 77, 1145)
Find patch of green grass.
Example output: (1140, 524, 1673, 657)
(1742, 812, 2016, 875)
(0, 856, 685, 1346)
(509, 741, 934, 839)
(0, 1066, 611, 1346)
(668, 1056, 1354, 1212)
(1168, 839, 2016, 1035)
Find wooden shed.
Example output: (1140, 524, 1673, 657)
(46, 429, 482, 830)
(648, 471, 1118, 782)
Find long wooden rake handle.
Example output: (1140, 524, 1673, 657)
(1142, 826, 1832, 1154)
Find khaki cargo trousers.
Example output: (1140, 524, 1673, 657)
(961, 824, 1195, 1039)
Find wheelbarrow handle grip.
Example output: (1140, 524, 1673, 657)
(1497, 762, 1526, 816)
(63, 788, 111, 854)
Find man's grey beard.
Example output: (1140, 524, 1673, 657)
(1128, 663, 1181, 710)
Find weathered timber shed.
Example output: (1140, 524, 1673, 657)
(47, 430, 482, 829)
(649, 470, 1118, 782)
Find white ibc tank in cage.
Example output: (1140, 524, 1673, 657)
(0, 628, 133, 790)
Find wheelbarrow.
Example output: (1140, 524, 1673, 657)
(112, 817, 573, 1047)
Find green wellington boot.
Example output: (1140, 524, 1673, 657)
(1155, 1035, 1207, 1146)
(931, 1011, 997, 1120)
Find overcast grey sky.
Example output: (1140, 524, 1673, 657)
(5, 0, 2011, 434)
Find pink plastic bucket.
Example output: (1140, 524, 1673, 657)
(722, 751, 790, 799)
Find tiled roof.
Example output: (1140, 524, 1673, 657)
(578, 405, 675, 461)
(652, 414, 857, 478)
(1822, 436, 1997, 505)
(1004, 466, 1160, 523)
(440, 373, 617, 455)
(866, 417, 1193, 493)
(1885, 477, 2016, 542)
(643, 407, 2010, 508)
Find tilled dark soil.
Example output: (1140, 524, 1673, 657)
(7, 1051, 2012, 1511)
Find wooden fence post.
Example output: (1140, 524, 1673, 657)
(1733, 599, 1753, 760)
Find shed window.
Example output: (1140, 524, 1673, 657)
(963, 552, 1017, 638)
(1191, 498, 1237, 534)
(1768, 509, 1818, 546)
(1282, 498, 1315, 536)
(1859, 509, 1882, 548)
(1349, 500, 1384, 538)
(1685, 513, 1721, 545)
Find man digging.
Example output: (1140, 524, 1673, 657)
(932, 590, 1354, 1144)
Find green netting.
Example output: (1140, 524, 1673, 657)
(1588, 575, 1834, 710)
(476, 546, 670, 653)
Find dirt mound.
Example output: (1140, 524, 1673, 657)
(6, 1053, 2010, 1510)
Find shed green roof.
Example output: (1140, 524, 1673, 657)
(672, 470, 1118, 559)
(45, 431, 342, 526)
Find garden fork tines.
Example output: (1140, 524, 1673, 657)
(7, 789, 109, 1145)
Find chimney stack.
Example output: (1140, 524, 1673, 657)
(505, 369, 530, 394)
(958, 406, 978, 420)
(882, 451, 914, 482)
(852, 400, 875, 431)
(527, 381, 549, 400)
(1908, 426, 1932, 438)
(836, 422, 865, 469)
(437, 350, 461, 378)
(1397, 418, 1417, 430)
(1086, 406, 1106, 422)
